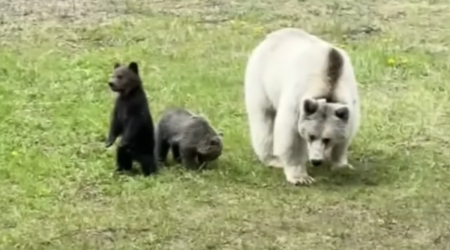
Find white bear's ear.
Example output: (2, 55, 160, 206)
(335, 106, 349, 121)
(303, 98, 318, 115)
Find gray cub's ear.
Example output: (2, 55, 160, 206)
(210, 136, 222, 145)
(128, 62, 139, 75)
(113, 63, 121, 69)
(335, 106, 349, 121)
(191, 114, 207, 121)
(303, 98, 318, 115)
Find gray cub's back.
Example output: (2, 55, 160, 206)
(158, 108, 194, 141)
(158, 108, 223, 156)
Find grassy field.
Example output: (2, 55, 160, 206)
(0, 0, 449, 249)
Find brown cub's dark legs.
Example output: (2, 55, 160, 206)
(116, 145, 133, 172)
(134, 153, 157, 176)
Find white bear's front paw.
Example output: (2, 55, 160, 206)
(331, 163, 354, 171)
(287, 174, 315, 185)
(266, 158, 283, 168)
(284, 166, 315, 185)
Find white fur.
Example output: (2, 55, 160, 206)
(244, 28, 361, 185)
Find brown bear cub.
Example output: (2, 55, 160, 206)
(155, 108, 223, 170)
(105, 62, 157, 176)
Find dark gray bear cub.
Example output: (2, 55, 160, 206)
(105, 61, 157, 176)
(156, 108, 223, 170)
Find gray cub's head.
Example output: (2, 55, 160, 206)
(108, 62, 141, 94)
(194, 116, 224, 162)
(298, 98, 350, 166)
(197, 135, 223, 162)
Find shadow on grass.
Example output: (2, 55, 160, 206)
(113, 168, 142, 177)
(157, 157, 222, 173)
(310, 149, 400, 187)
(115, 147, 401, 189)
(217, 147, 402, 189)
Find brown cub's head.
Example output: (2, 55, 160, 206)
(108, 62, 141, 95)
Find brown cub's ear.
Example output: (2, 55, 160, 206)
(335, 106, 349, 121)
(114, 63, 121, 69)
(303, 98, 318, 115)
(128, 62, 139, 75)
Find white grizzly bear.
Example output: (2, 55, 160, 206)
(244, 28, 361, 185)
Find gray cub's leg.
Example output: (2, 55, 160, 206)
(330, 141, 354, 171)
(155, 133, 170, 164)
(180, 147, 200, 170)
(171, 143, 181, 163)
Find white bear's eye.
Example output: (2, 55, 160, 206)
(322, 138, 330, 145)
(309, 135, 316, 141)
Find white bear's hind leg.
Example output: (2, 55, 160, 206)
(267, 158, 284, 168)
(246, 105, 281, 167)
(245, 73, 281, 167)
(273, 103, 314, 185)
(244, 48, 283, 168)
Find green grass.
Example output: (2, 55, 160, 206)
(1, 0, 450, 249)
